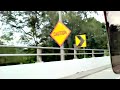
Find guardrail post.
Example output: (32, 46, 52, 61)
(92, 50, 95, 57)
(104, 50, 109, 56)
(104, 50, 105, 56)
(37, 48, 42, 62)
(74, 44, 78, 59)
(60, 47, 65, 61)
(84, 47, 86, 58)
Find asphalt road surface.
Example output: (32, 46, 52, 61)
(81, 67, 120, 79)
(61, 65, 120, 79)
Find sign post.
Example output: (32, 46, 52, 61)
(50, 11, 71, 61)
(58, 11, 64, 61)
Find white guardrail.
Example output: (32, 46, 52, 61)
(0, 45, 109, 61)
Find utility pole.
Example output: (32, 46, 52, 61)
(58, 11, 65, 60)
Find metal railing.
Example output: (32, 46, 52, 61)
(0, 45, 109, 62)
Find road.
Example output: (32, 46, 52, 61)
(80, 67, 120, 79)
(61, 65, 120, 79)
(0, 56, 117, 79)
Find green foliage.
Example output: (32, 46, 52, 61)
(1, 32, 13, 42)
(0, 40, 4, 45)
(104, 50, 109, 56)
(0, 47, 23, 65)
(0, 11, 108, 65)
(0, 47, 36, 65)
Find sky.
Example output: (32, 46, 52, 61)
(88, 11, 105, 23)
(0, 11, 105, 45)
(107, 11, 120, 25)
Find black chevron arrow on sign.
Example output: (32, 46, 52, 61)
(77, 35, 84, 46)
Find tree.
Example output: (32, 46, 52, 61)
(0, 11, 107, 63)
(0, 40, 4, 45)
(0, 11, 98, 46)
(0, 11, 49, 46)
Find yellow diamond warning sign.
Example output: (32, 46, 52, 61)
(50, 21, 71, 47)
(75, 34, 87, 47)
